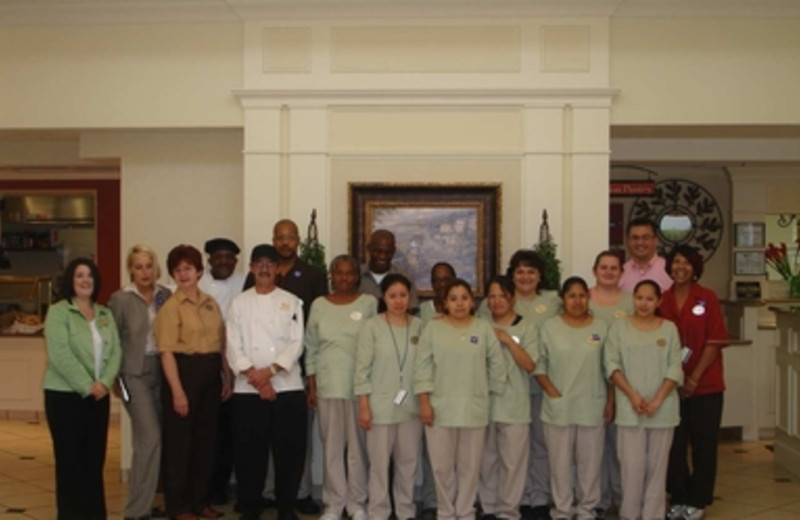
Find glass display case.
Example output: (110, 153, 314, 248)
(0, 275, 52, 334)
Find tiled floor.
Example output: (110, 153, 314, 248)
(1, 419, 799, 520)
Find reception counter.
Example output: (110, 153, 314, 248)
(0, 334, 47, 418)
(771, 305, 800, 477)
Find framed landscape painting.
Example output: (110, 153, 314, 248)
(349, 183, 501, 297)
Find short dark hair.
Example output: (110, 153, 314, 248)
(634, 279, 662, 299)
(430, 261, 456, 281)
(559, 276, 589, 299)
(443, 278, 475, 315)
(505, 249, 547, 291)
(378, 273, 412, 313)
(329, 254, 361, 288)
(167, 244, 203, 275)
(485, 274, 515, 298)
(665, 245, 704, 280)
(61, 257, 102, 303)
(626, 218, 657, 237)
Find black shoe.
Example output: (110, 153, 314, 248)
(531, 505, 552, 520)
(240, 514, 261, 520)
(151, 506, 168, 518)
(418, 508, 437, 520)
(593, 508, 606, 520)
(294, 496, 321, 515)
(279, 510, 301, 520)
(482, 515, 499, 520)
(519, 506, 535, 520)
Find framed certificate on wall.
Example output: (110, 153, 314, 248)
(734, 251, 765, 275)
(734, 222, 765, 248)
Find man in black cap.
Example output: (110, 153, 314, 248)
(226, 244, 307, 520)
(199, 237, 245, 506)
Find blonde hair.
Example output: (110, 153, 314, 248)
(127, 244, 161, 282)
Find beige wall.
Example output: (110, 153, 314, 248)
(0, 23, 243, 129)
(610, 18, 800, 125)
(80, 130, 244, 281)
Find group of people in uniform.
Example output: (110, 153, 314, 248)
(41, 216, 728, 520)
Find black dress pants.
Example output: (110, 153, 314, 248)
(233, 390, 308, 519)
(161, 353, 221, 517)
(667, 392, 724, 509)
(45, 390, 110, 520)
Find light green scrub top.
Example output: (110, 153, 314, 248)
(415, 317, 507, 427)
(304, 294, 378, 399)
(354, 314, 423, 424)
(488, 316, 538, 424)
(478, 290, 560, 397)
(604, 318, 683, 428)
(534, 316, 608, 427)
(589, 291, 633, 327)
(419, 300, 441, 326)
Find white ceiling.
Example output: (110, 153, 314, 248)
(1, 0, 800, 26)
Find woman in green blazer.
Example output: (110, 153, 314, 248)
(44, 257, 122, 520)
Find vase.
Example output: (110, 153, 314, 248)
(768, 280, 791, 300)
(791, 276, 800, 300)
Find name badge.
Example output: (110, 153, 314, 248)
(535, 304, 547, 314)
(656, 337, 667, 347)
(614, 309, 628, 319)
(692, 302, 706, 316)
(681, 346, 692, 364)
(470, 335, 479, 345)
(587, 333, 601, 345)
(350, 311, 363, 321)
(393, 389, 408, 406)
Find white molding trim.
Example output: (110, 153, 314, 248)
(234, 88, 620, 108)
(2, 0, 797, 26)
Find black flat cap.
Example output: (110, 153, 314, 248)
(204, 238, 240, 255)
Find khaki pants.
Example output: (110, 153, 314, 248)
(617, 426, 673, 520)
(366, 420, 423, 520)
(425, 425, 485, 520)
(318, 398, 368, 516)
(479, 423, 530, 520)
(543, 423, 603, 520)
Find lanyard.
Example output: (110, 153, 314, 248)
(386, 316, 409, 384)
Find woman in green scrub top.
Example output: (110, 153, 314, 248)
(605, 280, 682, 520)
(305, 254, 377, 520)
(588, 250, 632, 518)
(534, 277, 612, 520)
(415, 279, 507, 520)
(478, 275, 538, 520)
(355, 273, 423, 520)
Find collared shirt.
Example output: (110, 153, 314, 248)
(659, 283, 728, 396)
(198, 271, 245, 320)
(619, 255, 673, 292)
(226, 287, 305, 393)
(359, 264, 419, 311)
(154, 289, 224, 355)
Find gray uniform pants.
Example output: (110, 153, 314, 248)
(367, 420, 423, 520)
(123, 356, 162, 518)
(425, 425, 485, 520)
(617, 426, 673, 520)
(479, 423, 530, 520)
(318, 398, 368, 516)
(522, 394, 550, 508)
(599, 423, 622, 510)
(543, 423, 603, 520)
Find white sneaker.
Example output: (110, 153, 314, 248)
(682, 507, 705, 520)
(666, 504, 685, 520)
(320, 513, 340, 520)
(351, 509, 367, 520)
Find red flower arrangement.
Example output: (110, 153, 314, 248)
(765, 241, 800, 280)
